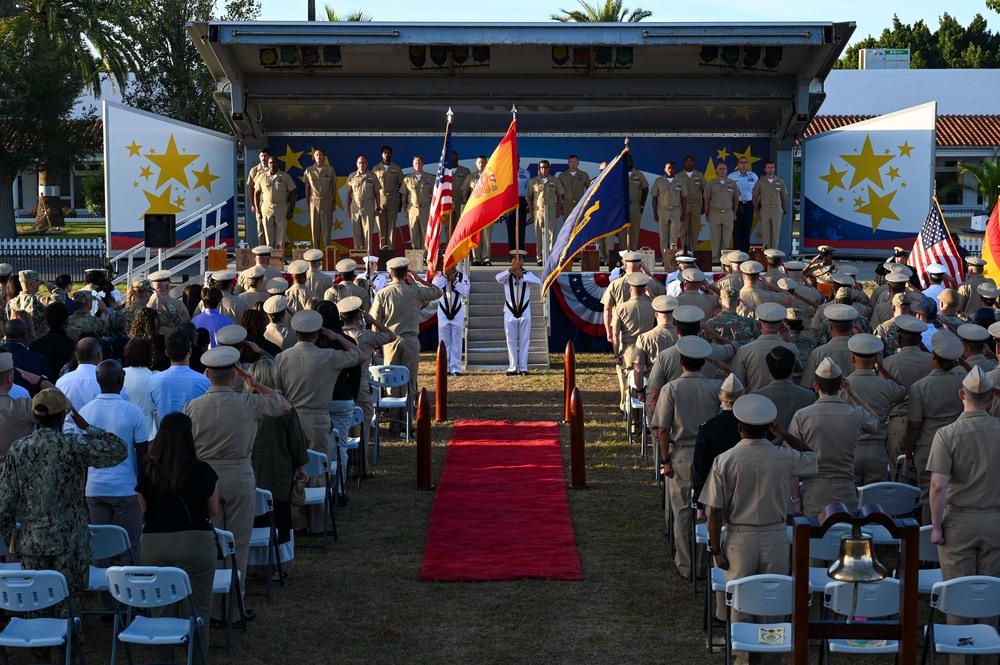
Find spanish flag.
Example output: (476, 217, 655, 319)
(442, 120, 518, 272)
(981, 203, 1000, 282)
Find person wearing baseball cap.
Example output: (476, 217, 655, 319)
(303, 248, 334, 297)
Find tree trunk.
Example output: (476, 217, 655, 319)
(37, 170, 64, 229)
(0, 171, 17, 239)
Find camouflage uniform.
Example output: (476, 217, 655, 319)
(874, 320, 902, 356)
(705, 310, 760, 345)
(816, 314, 872, 346)
(149, 292, 188, 335)
(940, 313, 969, 331)
(0, 425, 127, 603)
(5, 291, 59, 337)
(787, 330, 816, 380)
(65, 311, 108, 342)
(120, 303, 150, 334)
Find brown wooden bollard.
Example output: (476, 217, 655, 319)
(569, 386, 587, 489)
(564, 340, 576, 423)
(416, 388, 433, 489)
(435, 340, 447, 422)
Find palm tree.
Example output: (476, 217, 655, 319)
(958, 161, 1000, 211)
(552, 0, 652, 22)
(323, 4, 372, 21)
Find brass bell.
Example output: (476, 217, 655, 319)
(827, 525, 888, 583)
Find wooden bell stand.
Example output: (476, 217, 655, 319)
(791, 502, 920, 663)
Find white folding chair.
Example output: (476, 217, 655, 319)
(857, 482, 921, 545)
(85, 523, 133, 617)
(927, 576, 1000, 664)
(893, 525, 942, 596)
(702, 525, 727, 654)
(106, 566, 205, 665)
(247, 489, 284, 603)
(299, 449, 335, 549)
(344, 405, 365, 487)
(626, 373, 649, 464)
(211, 528, 246, 652)
(369, 365, 412, 460)
(824, 578, 901, 659)
(725, 574, 799, 665)
(0, 570, 78, 665)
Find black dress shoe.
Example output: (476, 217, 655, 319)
(472, 260, 482, 266)
(453, 371, 462, 377)
(536, 259, 543, 266)
(506, 370, 518, 376)
(483, 260, 492, 266)
(519, 370, 530, 376)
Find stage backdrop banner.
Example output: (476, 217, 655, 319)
(104, 101, 237, 252)
(267, 135, 769, 254)
(801, 102, 936, 255)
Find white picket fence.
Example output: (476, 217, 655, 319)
(0, 237, 108, 280)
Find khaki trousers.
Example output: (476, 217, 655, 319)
(407, 206, 429, 251)
(378, 196, 400, 249)
(680, 207, 701, 252)
(708, 208, 734, 265)
(656, 207, 682, 258)
(757, 205, 782, 249)
(535, 205, 558, 262)
(800, 477, 857, 518)
(666, 446, 703, 579)
(260, 203, 289, 250)
(627, 203, 642, 250)
(352, 201, 376, 252)
(296, 410, 333, 533)
(208, 462, 255, 603)
(309, 197, 333, 249)
(915, 444, 933, 524)
(473, 225, 492, 263)
(384, 334, 420, 408)
(854, 441, 890, 487)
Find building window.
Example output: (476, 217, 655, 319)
(13, 176, 23, 210)
(935, 160, 963, 206)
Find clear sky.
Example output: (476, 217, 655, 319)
(257, 0, 993, 48)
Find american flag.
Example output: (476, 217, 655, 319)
(424, 117, 453, 279)
(910, 199, 962, 289)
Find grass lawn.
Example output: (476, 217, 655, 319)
(14, 220, 105, 239)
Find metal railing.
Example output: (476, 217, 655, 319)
(0, 238, 108, 281)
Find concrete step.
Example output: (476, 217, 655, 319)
(467, 328, 548, 342)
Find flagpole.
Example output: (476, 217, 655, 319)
(512, 105, 520, 261)
(445, 108, 454, 244)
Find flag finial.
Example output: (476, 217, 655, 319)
(511, 105, 517, 119)
(446, 107, 453, 121)
(624, 137, 630, 148)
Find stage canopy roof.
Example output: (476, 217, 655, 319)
(188, 21, 855, 148)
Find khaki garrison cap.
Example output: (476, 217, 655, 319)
(930, 330, 964, 360)
(681, 268, 705, 283)
(148, 270, 172, 282)
(216, 325, 247, 346)
(763, 248, 785, 259)
(740, 260, 764, 275)
(291, 310, 323, 334)
(784, 261, 806, 271)
(721, 373, 744, 397)
(266, 277, 289, 294)
(675, 336, 712, 360)
(892, 293, 913, 307)
(815, 357, 843, 379)
(825, 304, 859, 322)
(957, 323, 990, 343)
(719, 287, 739, 300)
(263, 295, 289, 314)
(652, 295, 678, 313)
(848, 333, 883, 356)
(728, 251, 750, 264)
(201, 346, 241, 369)
(387, 257, 411, 270)
(336, 296, 363, 314)
(756, 302, 788, 324)
(886, 273, 910, 284)
(733, 394, 777, 426)
(18, 270, 39, 282)
(303, 249, 324, 262)
(895, 315, 928, 334)
(212, 270, 238, 283)
(963, 365, 993, 393)
(32, 387, 68, 416)
(0, 263, 13, 277)
(0, 352, 12, 372)
(672, 305, 704, 324)
(252, 245, 273, 255)
(336, 259, 358, 272)
(966, 256, 987, 266)
(287, 260, 309, 276)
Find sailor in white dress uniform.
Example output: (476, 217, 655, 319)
(495, 249, 541, 375)
(433, 266, 471, 375)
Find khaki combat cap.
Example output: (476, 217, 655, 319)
(32, 388, 68, 417)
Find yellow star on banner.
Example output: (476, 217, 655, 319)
(716, 147, 730, 160)
(147, 135, 198, 189)
(856, 185, 899, 231)
(732, 106, 752, 122)
(901, 182, 907, 188)
(174, 196, 186, 208)
(333, 219, 344, 231)
(887, 166, 901, 181)
(191, 164, 220, 193)
(703, 106, 715, 116)
(897, 141, 914, 158)
(819, 164, 848, 193)
(126, 141, 142, 157)
(195, 196, 202, 203)
(841, 135, 893, 190)
(703, 157, 717, 182)
(716, 113, 726, 120)
(853, 196, 865, 208)
(733, 145, 761, 169)
(884, 148, 892, 155)
(278, 145, 305, 172)
(139, 166, 153, 180)
(141, 186, 183, 219)
(132, 182, 139, 188)
(837, 197, 844, 203)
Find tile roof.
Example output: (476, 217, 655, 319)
(802, 115, 1000, 148)
(0, 119, 103, 155)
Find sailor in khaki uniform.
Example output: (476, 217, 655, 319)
(183, 346, 290, 603)
(789, 357, 879, 517)
(600, 252, 667, 341)
(402, 156, 435, 254)
(673, 268, 720, 321)
(882, 315, 933, 475)
(195, 270, 249, 324)
(632, 295, 679, 404)
(653, 336, 724, 580)
(347, 156, 382, 253)
(676, 156, 705, 252)
(556, 155, 591, 229)
(432, 266, 470, 376)
(527, 160, 566, 265)
(324, 259, 370, 312)
(729, 302, 799, 393)
(958, 256, 995, 316)
(751, 161, 787, 249)
(760, 248, 786, 284)
(245, 148, 270, 246)
(651, 161, 688, 259)
(372, 147, 403, 250)
(612, 273, 656, 412)
(253, 155, 296, 250)
(263, 296, 295, 351)
(738, 261, 796, 314)
(148, 269, 189, 336)
(957, 323, 997, 373)
(303, 249, 334, 297)
(714, 251, 749, 292)
(284, 260, 315, 313)
(702, 163, 740, 266)
(496, 250, 541, 375)
(302, 148, 337, 250)
(0, 352, 37, 458)
(450, 151, 472, 228)
(276, 310, 361, 533)
(237, 266, 270, 308)
(623, 155, 649, 251)
(266, 277, 289, 297)
(905, 330, 967, 524)
(800, 304, 859, 388)
(236, 245, 284, 293)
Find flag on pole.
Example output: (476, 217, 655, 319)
(910, 198, 963, 289)
(442, 119, 518, 273)
(979, 203, 1000, 283)
(424, 114, 454, 279)
(541, 148, 629, 296)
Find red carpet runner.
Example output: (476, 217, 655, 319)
(420, 420, 583, 582)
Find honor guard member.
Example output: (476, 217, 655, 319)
(715, 251, 749, 292)
(846, 334, 907, 486)
(464, 155, 493, 266)
(760, 249, 786, 284)
(6, 270, 61, 336)
(653, 336, 724, 580)
(245, 148, 270, 245)
(369, 257, 442, 400)
(928, 367, 1000, 604)
(938, 289, 969, 331)
(276, 310, 361, 533)
(728, 156, 758, 253)
(433, 266, 470, 376)
(148, 270, 189, 335)
(496, 250, 541, 375)
(196, 270, 249, 324)
(784, 308, 816, 381)
(121, 279, 155, 332)
(905, 330, 966, 523)
(752, 162, 787, 250)
(703, 162, 740, 266)
(266, 277, 289, 296)
(339, 297, 396, 475)
(692, 374, 744, 514)
(66, 291, 108, 340)
(957, 323, 997, 373)
(651, 161, 688, 260)
(674, 268, 720, 321)
(676, 155, 706, 252)
(600, 252, 666, 340)
(790, 357, 879, 516)
(361, 255, 388, 295)
(324, 259, 371, 312)
(347, 156, 382, 253)
(0, 352, 38, 457)
(666, 255, 697, 297)
(372, 147, 403, 250)
(527, 160, 566, 266)
(706, 287, 760, 345)
(800, 304, 859, 388)
(881, 315, 933, 473)
(729, 302, 797, 393)
(402, 156, 435, 254)
(612, 273, 656, 413)
(237, 266, 270, 308)
(263, 296, 295, 351)
(450, 151, 472, 227)
(284, 261, 315, 313)
(183, 346, 290, 602)
(624, 155, 649, 252)
(237, 245, 284, 293)
(870, 273, 911, 328)
(924, 263, 951, 302)
(738, 261, 794, 312)
(632, 295, 679, 412)
(752, 346, 817, 430)
(302, 249, 334, 297)
(302, 148, 337, 250)
(703, 394, 819, 639)
(958, 256, 994, 315)
(253, 155, 296, 251)
(557, 155, 591, 230)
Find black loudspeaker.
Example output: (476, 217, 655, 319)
(144, 214, 176, 248)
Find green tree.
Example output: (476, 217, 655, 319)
(836, 13, 1000, 69)
(323, 5, 372, 21)
(948, 161, 1000, 210)
(551, 0, 651, 22)
(121, 0, 261, 134)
